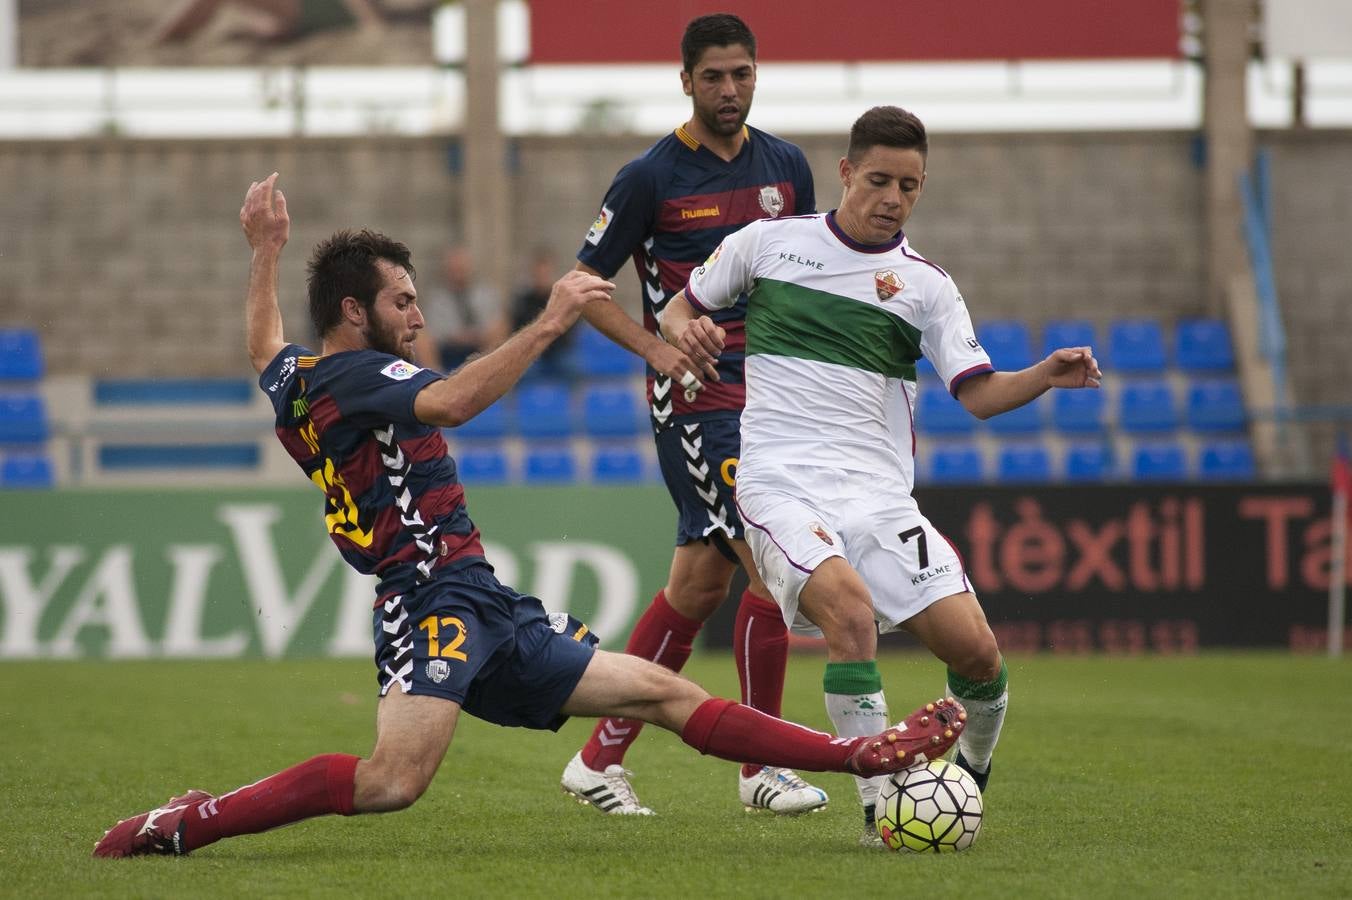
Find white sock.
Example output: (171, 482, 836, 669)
(946, 685, 1007, 773)
(824, 689, 890, 818)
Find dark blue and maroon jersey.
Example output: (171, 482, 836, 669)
(577, 124, 815, 426)
(259, 344, 486, 602)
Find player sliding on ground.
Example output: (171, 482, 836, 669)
(92, 174, 965, 859)
(660, 106, 1102, 847)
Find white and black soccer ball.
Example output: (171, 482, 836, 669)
(874, 759, 984, 853)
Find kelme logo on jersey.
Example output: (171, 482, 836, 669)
(758, 185, 785, 217)
(380, 360, 423, 381)
(875, 270, 905, 301)
(810, 523, 834, 546)
(585, 205, 614, 246)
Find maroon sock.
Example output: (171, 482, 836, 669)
(681, 698, 859, 774)
(580, 589, 702, 771)
(179, 753, 358, 852)
(734, 590, 789, 778)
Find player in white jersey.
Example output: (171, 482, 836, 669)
(660, 106, 1102, 845)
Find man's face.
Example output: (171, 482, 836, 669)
(838, 145, 927, 244)
(362, 258, 423, 362)
(682, 44, 756, 137)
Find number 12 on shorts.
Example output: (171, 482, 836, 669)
(898, 526, 929, 570)
(418, 615, 469, 661)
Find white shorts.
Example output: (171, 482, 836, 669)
(735, 464, 972, 636)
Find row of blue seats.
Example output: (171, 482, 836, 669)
(454, 443, 654, 485)
(918, 376, 1246, 436)
(923, 438, 1254, 484)
(930, 317, 1235, 374)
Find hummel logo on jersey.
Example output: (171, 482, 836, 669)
(780, 252, 824, 270)
(875, 270, 904, 301)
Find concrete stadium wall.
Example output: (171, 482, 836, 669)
(3, 130, 1348, 414)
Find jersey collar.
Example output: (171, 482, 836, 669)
(824, 210, 904, 254)
(674, 123, 751, 153)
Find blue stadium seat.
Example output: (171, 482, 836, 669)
(1107, 319, 1167, 372)
(976, 320, 1034, 371)
(572, 324, 644, 378)
(1041, 319, 1097, 359)
(99, 444, 260, 469)
(523, 445, 578, 483)
(1131, 440, 1188, 481)
(1198, 439, 1256, 480)
(1052, 388, 1105, 434)
(996, 443, 1052, 483)
(928, 442, 984, 483)
(1174, 318, 1235, 372)
(917, 383, 975, 435)
(988, 396, 1043, 435)
(450, 396, 512, 440)
(582, 384, 644, 437)
(0, 329, 43, 381)
(1186, 378, 1246, 432)
(1118, 379, 1178, 433)
(514, 382, 573, 439)
(1, 452, 54, 489)
(0, 393, 49, 444)
(1064, 442, 1115, 482)
(94, 378, 252, 405)
(591, 443, 646, 483)
(455, 445, 510, 484)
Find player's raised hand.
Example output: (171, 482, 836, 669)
(240, 173, 290, 252)
(543, 269, 616, 329)
(1044, 346, 1102, 389)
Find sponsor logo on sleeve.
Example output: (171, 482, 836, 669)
(874, 270, 904, 301)
(380, 360, 423, 381)
(585, 205, 614, 245)
(758, 185, 785, 217)
(810, 523, 835, 546)
(267, 355, 297, 393)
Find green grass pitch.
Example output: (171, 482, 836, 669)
(3, 652, 1350, 898)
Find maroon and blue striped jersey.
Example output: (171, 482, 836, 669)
(577, 124, 815, 426)
(260, 344, 486, 602)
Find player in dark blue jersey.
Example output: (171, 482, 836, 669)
(91, 173, 966, 859)
(563, 13, 828, 816)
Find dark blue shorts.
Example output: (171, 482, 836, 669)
(655, 414, 745, 546)
(372, 564, 598, 731)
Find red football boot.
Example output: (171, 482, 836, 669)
(93, 789, 213, 858)
(848, 697, 967, 777)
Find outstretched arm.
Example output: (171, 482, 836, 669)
(240, 173, 290, 375)
(414, 270, 616, 427)
(956, 346, 1102, 420)
(575, 262, 717, 388)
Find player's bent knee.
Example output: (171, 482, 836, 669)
(950, 633, 1002, 683)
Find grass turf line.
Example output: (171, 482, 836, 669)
(2, 652, 1349, 899)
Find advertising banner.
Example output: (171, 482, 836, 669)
(2, 484, 1346, 659)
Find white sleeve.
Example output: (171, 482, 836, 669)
(919, 276, 994, 396)
(683, 221, 762, 313)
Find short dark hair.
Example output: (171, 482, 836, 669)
(681, 13, 756, 72)
(306, 229, 415, 337)
(847, 106, 928, 163)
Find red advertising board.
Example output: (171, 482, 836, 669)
(528, 0, 1181, 64)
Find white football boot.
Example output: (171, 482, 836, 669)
(738, 766, 829, 814)
(561, 751, 654, 815)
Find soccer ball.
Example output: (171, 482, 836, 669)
(874, 759, 984, 853)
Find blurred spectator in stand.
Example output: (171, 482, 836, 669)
(155, 0, 387, 44)
(416, 244, 500, 372)
(488, 247, 577, 381)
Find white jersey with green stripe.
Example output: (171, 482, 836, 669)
(683, 212, 992, 488)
